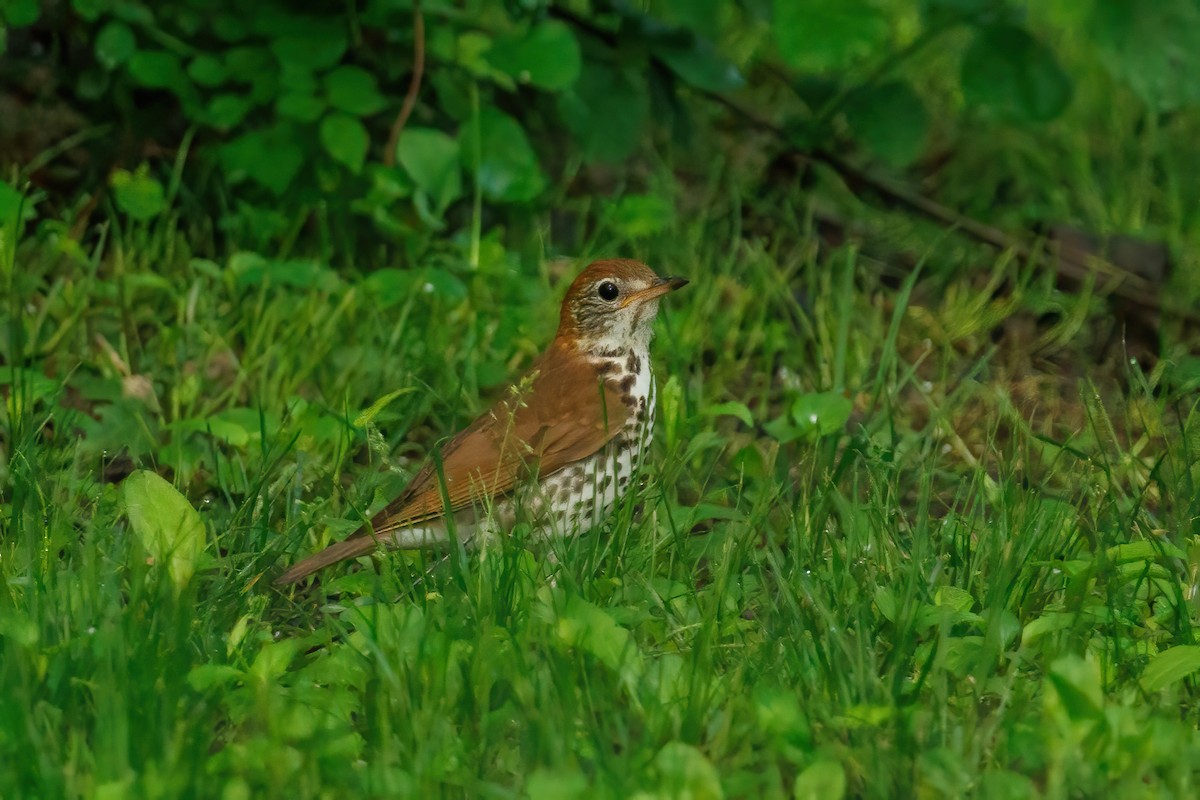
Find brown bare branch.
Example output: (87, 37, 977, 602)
(384, 0, 426, 168)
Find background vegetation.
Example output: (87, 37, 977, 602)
(3, 0, 1200, 796)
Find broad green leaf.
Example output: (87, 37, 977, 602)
(210, 12, 246, 41)
(934, 586, 974, 612)
(224, 45, 274, 79)
(1107, 540, 1187, 563)
(248, 639, 300, 685)
(276, 92, 326, 121)
(324, 65, 387, 116)
(1021, 611, 1075, 646)
(1141, 645, 1200, 691)
(486, 20, 581, 91)
(320, 113, 370, 174)
(187, 54, 228, 87)
(204, 416, 251, 447)
(773, 0, 888, 73)
(1047, 655, 1104, 722)
(643, 653, 689, 708)
(961, 25, 1072, 122)
(874, 587, 897, 622)
(220, 124, 305, 194)
(123, 470, 206, 591)
(279, 62, 317, 93)
(455, 30, 509, 82)
(1090, 0, 1200, 112)
(557, 62, 648, 163)
(230, 256, 340, 292)
(790, 391, 853, 437)
(110, 3, 152, 25)
(205, 93, 253, 130)
(127, 50, 189, 93)
(95, 20, 136, 69)
(419, 267, 468, 301)
(654, 743, 723, 800)
(917, 602, 981, 630)
(1166, 356, 1200, 394)
(663, 0, 722, 38)
(186, 663, 244, 691)
(110, 167, 166, 220)
(763, 414, 799, 443)
(362, 267, 418, 308)
(1, 0, 39, 26)
(462, 108, 545, 202)
(396, 128, 462, 209)
(754, 685, 809, 744)
(794, 760, 846, 800)
(701, 401, 754, 428)
(428, 70, 472, 120)
(72, 0, 100, 20)
(554, 592, 643, 681)
(270, 29, 347, 71)
(248, 69, 282, 105)
(213, 407, 282, 441)
(843, 80, 928, 166)
(652, 35, 744, 92)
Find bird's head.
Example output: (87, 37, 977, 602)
(556, 259, 688, 354)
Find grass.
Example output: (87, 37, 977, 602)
(4, 68, 1200, 800)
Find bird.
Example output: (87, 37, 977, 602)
(274, 259, 688, 585)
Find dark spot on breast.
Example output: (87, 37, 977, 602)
(597, 346, 623, 358)
(595, 360, 619, 375)
(626, 353, 641, 373)
(572, 473, 586, 491)
(635, 405, 647, 422)
(620, 374, 636, 393)
(601, 474, 614, 489)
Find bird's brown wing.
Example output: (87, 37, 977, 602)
(274, 342, 627, 585)
(368, 341, 628, 533)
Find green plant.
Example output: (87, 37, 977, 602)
(6, 0, 1200, 255)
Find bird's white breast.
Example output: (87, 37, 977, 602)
(530, 345, 655, 537)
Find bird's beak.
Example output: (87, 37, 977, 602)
(621, 276, 689, 308)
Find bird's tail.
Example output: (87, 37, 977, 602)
(273, 534, 381, 586)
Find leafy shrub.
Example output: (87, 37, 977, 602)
(3, 0, 1199, 250)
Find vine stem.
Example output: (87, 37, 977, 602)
(384, 0, 425, 167)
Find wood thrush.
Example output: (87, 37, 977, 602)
(275, 259, 687, 585)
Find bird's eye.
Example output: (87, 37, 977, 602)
(597, 281, 620, 302)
